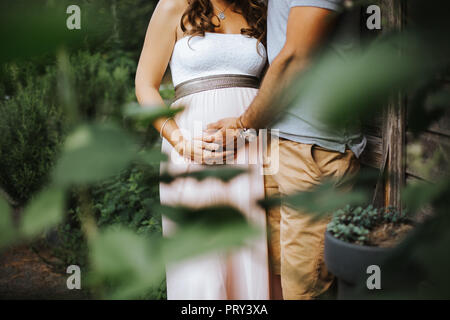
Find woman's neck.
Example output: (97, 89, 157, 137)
(211, 0, 232, 9)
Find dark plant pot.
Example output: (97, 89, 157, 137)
(324, 231, 393, 299)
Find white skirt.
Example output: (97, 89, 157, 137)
(160, 86, 270, 300)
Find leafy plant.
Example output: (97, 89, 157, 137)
(53, 165, 160, 262)
(0, 49, 136, 206)
(1, 0, 449, 300)
(108, 0, 158, 58)
(327, 205, 411, 245)
(67, 51, 136, 121)
(0, 71, 64, 205)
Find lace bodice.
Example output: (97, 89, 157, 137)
(169, 32, 267, 86)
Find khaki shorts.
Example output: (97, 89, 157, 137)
(264, 139, 360, 300)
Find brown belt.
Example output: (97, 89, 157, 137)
(174, 74, 260, 101)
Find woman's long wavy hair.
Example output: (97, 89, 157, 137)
(180, 0, 267, 46)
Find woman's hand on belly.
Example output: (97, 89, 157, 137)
(174, 138, 235, 165)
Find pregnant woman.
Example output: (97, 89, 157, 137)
(135, 0, 269, 299)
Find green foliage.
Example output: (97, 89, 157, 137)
(53, 165, 163, 297)
(64, 51, 136, 121)
(0, 50, 137, 205)
(54, 165, 160, 254)
(52, 218, 87, 267)
(93, 166, 161, 234)
(88, 227, 163, 300)
(159, 83, 176, 104)
(0, 196, 15, 247)
(124, 103, 183, 129)
(0, 70, 64, 204)
(358, 179, 450, 299)
(20, 188, 65, 238)
(52, 165, 255, 299)
(159, 205, 261, 264)
(259, 181, 368, 220)
(327, 205, 410, 245)
(0, 0, 89, 63)
(1, 0, 449, 301)
(281, 35, 437, 132)
(407, 80, 449, 136)
(108, 0, 158, 58)
(86, 203, 259, 299)
(52, 123, 139, 186)
(403, 179, 449, 214)
(0, 60, 49, 98)
(160, 167, 248, 184)
(0, 0, 157, 64)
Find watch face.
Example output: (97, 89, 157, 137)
(241, 129, 257, 142)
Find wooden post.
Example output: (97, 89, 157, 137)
(380, 0, 406, 209)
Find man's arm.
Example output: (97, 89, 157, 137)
(206, 6, 339, 137)
(241, 6, 338, 129)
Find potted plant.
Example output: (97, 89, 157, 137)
(324, 205, 413, 299)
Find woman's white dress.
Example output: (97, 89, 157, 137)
(160, 32, 270, 300)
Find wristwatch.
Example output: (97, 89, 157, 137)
(237, 117, 257, 142)
(239, 128, 257, 142)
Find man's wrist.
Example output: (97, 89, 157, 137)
(238, 114, 250, 129)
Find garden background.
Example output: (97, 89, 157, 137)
(0, 0, 449, 300)
(1, 0, 168, 299)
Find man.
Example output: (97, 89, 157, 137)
(206, 0, 366, 299)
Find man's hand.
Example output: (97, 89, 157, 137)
(202, 117, 244, 148)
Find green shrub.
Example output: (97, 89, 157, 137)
(111, 0, 158, 58)
(0, 50, 137, 205)
(327, 205, 410, 245)
(68, 51, 136, 121)
(93, 165, 160, 233)
(0, 70, 64, 205)
(0, 61, 45, 99)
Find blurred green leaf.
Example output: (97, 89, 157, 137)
(159, 205, 261, 263)
(259, 181, 367, 220)
(56, 50, 79, 125)
(159, 205, 247, 226)
(137, 148, 168, 166)
(281, 35, 437, 130)
(160, 167, 247, 183)
(89, 227, 163, 299)
(52, 123, 138, 186)
(124, 103, 183, 126)
(402, 179, 449, 214)
(0, 197, 15, 247)
(163, 220, 260, 264)
(0, 1, 112, 63)
(408, 82, 449, 136)
(20, 188, 65, 237)
(89, 204, 260, 299)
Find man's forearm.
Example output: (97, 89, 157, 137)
(240, 53, 308, 130)
(239, 6, 338, 131)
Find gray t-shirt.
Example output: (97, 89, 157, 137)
(267, 0, 366, 157)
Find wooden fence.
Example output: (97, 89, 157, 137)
(360, 0, 449, 211)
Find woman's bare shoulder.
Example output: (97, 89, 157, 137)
(155, 0, 188, 16)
